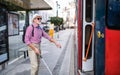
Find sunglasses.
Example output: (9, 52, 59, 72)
(37, 18, 42, 20)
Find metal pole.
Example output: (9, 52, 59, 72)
(56, 1, 58, 17)
(25, 10, 29, 27)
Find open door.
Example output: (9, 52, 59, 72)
(82, 0, 95, 71)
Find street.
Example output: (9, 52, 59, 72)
(0, 29, 75, 75)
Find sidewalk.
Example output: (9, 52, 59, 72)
(0, 29, 75, 75)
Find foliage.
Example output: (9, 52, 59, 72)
(50, 17, 63, 26)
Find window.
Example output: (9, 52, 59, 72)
(85, 25, 92, 59)
(85, 0, 93, 22)
(107, 0, 120, 29)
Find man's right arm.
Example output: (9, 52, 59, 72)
(25, 26, 40, 55)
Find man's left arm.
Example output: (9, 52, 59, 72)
(42, 30, 61, 48)
(49, 38, 61, 48)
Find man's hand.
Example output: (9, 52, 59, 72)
(34, 48, 40, 55)
(55, 42, 61, 48)
(28, 44, 40, 55)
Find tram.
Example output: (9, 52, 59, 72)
(76, 0, 120, 75)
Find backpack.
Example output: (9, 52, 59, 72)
(22, 25, 34, 43)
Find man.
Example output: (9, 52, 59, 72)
(25, 14, 61, 75)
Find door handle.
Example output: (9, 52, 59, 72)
(97, 31, 104, 38)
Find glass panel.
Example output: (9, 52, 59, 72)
(85, 25, 92, 59)
(0, 8, 6, 27)
(85, 0, 93, 22)
(0, 6, 8, 64)
(107, 0, 120, 29)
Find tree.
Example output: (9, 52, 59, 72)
(50, 17, 63, 31)
(50, 17, 63, 26)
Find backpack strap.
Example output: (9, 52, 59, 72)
(31, 25, 43, 37)
(31, 25, 34, 37)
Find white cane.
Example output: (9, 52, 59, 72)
(40, 55, 53, 75)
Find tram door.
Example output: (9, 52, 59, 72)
(106, 0, 120, 74)
(95, 0, 105, 75)
(82, 0, 95, 71)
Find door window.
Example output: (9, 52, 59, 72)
(85, 0, 93, 22)
(85, 25, 92, 59)
(107, 0, 120, 29)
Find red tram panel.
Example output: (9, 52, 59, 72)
(105, 28, 120, 75)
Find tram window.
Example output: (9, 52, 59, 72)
(85, 25, 92, 59)
(85, 0, 93, 22)
(107, 0, 120, 29)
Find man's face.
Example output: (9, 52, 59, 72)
(33, 16, 42, 25)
